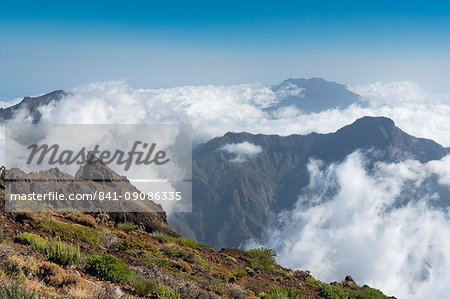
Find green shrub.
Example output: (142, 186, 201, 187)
(118, 238, 159, 254)
(118, 222, 137, 233)
(154, 280, 181, 299)
(319, 284, 349, 299)
(152, 233, 207, 251)
(261, 284, 302, 299)
(151, 232, 176, 243)
(351, 287, 386, 299)
(16, 232, 47, 252)
(4, 256, 26, 277)
(212, 269, 233, 282)
(175, 237, 201, 250)
(16, 232, 80, 266)
(307, 278, 349, 299)
(162, 246, 195, 261)
(43, 238, 80, 266)
(206, 280, 227, 296)
(130, 275, 181, 299)
(232, 267, 247, 279)
(130, 274, 156, 297)
(245, 247, 277, 271)
(146, 255, 178, 272)
(35, 219, 102, 246)
(87, 253, 134, 283)
(224, 255, 236, 263)
(0, 281, 42, 299)
(194, 256, 214, 270)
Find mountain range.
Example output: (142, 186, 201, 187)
(169, 116, 449, 249)
(1, 81, 448, 252)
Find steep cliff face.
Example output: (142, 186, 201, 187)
(2, 155, 178, 237)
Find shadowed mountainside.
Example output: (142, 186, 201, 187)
(170, 116, 449, 250)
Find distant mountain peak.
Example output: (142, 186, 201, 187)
(339, 116, 396, 133)
(0, 90, 66, 123)
(269, 77, 360, 113)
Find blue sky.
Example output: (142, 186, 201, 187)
(1, 0, 450, 98)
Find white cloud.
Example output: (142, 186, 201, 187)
(244, 152, 450, 299)
(29, 80, 450, 147)
(0, 97, 22, 108)
(219, 142, 262, 162)
(274, 82, 305, 98)
(1, 79, 450, 297)
(2, 79, 450, 214)
(348, 81, 430, 106)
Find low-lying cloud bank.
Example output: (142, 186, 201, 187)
(2, 79, 449, 297)
(244, 152, 450, 298)
(14, 79, 449, 147)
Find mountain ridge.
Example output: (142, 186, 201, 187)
(0, 90, 66, 123)
(171, 116, 449, 250)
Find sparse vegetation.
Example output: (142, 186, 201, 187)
(213, 269, 233, 282)
(0, 208, 390, 298)
(117, 222, 137, 233)
(36, 262, 66, 287)
(0, 281, 41, 299)
(153, 280, 181, 299)
(261, 284, 302, 299)
(307, 278, 349, 299)
(245, 247, 277, 271)
(87, 253, 134, 283)
(118, 238, 159, 254)
(194, 256, 214, 270)
(152, 232, 176, 243)
(36, 262, 87, 289)
(4, 256, 27, 277)
(129, 275, 181, 299)
(130, 274, 156, 297)
(35, 219, 102, 246)
(140, 252, 182, 274)
(232, 267, 247, 279)
(16, 232, 80, 266)
(224, 254, 236, 263)
(206, 280, 227, 296)
(152, 233, 207, 251)
(162, 245, 195, 261)
(352, 287, 386, 299)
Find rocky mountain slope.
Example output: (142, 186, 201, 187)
(170, 116, 449, 250)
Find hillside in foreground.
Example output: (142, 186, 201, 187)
(0, 187, 393, 298)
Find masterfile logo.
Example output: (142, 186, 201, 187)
(4, 124, 192, 213)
